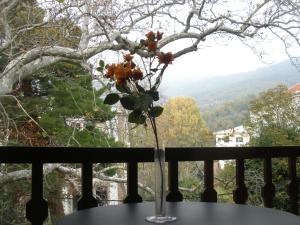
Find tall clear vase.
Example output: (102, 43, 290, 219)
(145, 148, 176, 223)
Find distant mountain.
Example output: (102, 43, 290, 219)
(162, 60, 300, 109)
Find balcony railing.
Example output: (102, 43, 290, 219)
(0, 146, 300, 225)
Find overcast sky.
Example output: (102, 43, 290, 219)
(161, 37, 290, 87)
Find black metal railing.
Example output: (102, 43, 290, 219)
(0, 146, 300, 225)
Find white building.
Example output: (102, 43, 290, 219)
(213, 125, 250, 170)
(214, 125, 250, 147)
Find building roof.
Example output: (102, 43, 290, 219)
(213, 125, 248, 136)
(289, 83, 300, 94)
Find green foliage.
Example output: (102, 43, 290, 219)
(178, 162, 203, 200)
(202, 98, 250, 132)
(246, 85, 300, 146)
(243, 85, 300, 210)
(106, 84, 160, 126)
(128, 110, 146, 124)
(149, 106, 163, 118)
(120, 95, 136, 110)
(130, 97, 213, 148)
(104, 93, 120, 105)
(217, 85, 300, 212)
(1, 62, 119, 147)
(0, 164, 31, 225)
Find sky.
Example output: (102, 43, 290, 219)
(161, 37, 290, 87)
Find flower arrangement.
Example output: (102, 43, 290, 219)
(100, 31, 176, 223)
(100, 31, 174, 150)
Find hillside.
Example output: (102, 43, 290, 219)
(162, 60, 300, 132)
(163, 60, 300, 109)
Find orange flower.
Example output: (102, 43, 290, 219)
(124, 64, 132, 78)
(115, 64, 125, 79)
(116, 77, 126, 85)
(146, 31, 155, 41)
(158, 52, 174, 65)
(132, 68, 143, 80)
(114, 63, 132, 84)
(106, 64, 115, 78)
(123, 54, 133, 62)
(147, 41, 157, 52)
(156, 31, 163, 41)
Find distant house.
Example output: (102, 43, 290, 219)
(213, 125, 250, 170)
(214, 125, 250, 147)
(289, 83, 300, 94)
(289, 83, 300, 106)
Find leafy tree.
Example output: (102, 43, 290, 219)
(0, 62, 122, 225)
(246, 84, 300, 146)
(130, 96, 213, 148)
(159, 97, 213, 147)
(0, 2, 121, 225)
(202, 97, 251, 132)
(130, 97, 213, 199)
(217, 85, 300, 211)
(245, 85, 300, 210)
(1, 63, 118, 147)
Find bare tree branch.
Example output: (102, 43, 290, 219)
(0, 0, 299, 95)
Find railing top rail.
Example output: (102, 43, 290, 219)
(0, 146, 300, 163)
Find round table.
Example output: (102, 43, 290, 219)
(57, 202, 300, 225)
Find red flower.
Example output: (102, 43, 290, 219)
(132, 68, 143, 80)
(116, 77, 126, 85)
(123, 54, 133, 62)
(147, 41, 157, 52)
(158, 52, 174, 65)
(106, 64, 115, 78)
(146, 31, 155, 41)
(156, 31, 163, 41)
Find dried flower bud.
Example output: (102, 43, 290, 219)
(158, 52, 174, 65)
(123, 54, 133, 62)
(132, 68, 143, 80)
(147, 41, 157, 52)
(156, 31, 163, 41)
(146, 31, 155, 41)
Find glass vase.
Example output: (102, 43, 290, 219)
(145, 148, 176, 223)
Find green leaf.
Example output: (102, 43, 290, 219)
(116, 83, 130, 94)
(134, 93, 153, 111)
(120, 96, 136, 110)
(99, 60, 105, 68)
(96, 67, 104, 73)
(140, 39, 146, 46)
(56, 0, 64, 3)
(136, 83, 145, 92)
(146, 90, 159, 101)
(149, 106, 163, 118)
(104, 93, 119, 105)
(128, 110, 146, 124)
(41, 131, 48, 138)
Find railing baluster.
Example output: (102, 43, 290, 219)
(233, 159, 248, 204)
(26, 163, 48, 225)
(201, 160, 217, 202)
(261, 157, 275, 208)
(78, 163, 98, 210)
(166, 161, 183, 201)
(124, 162, 142, 203)
(287, 157, 299, 215)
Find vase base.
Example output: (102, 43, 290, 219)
(145, 215, 177, 224)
